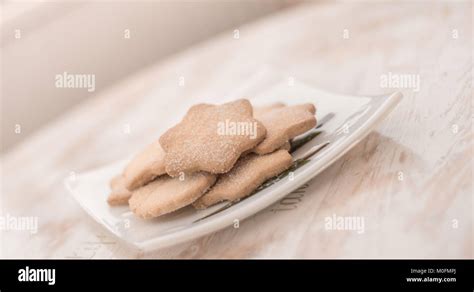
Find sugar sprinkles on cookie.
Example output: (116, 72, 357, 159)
(107, 98, 317, 219)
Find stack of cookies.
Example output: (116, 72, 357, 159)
(107, 99, 317, 219)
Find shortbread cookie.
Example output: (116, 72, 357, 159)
(159, 99, 266, 177)
(107, 175, 132, 205)
(241, 139, 290, 156)
(280, 141, 291, 151)
(123, 140, 166, 191)
(253, 102, 285, 117)
(109, 174, 123, 189)
(129, 172, 216, 218)
(254, 103, 316, 154)
(193, 149, 293, 209)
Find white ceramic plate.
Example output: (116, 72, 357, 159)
(65, 72, 402, 251)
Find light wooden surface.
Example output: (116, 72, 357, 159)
(1, 1, 472, 259)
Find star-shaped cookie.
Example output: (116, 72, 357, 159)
(159, 99, 266, 177)
(253, 103, 316, 154)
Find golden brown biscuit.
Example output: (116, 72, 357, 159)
(252, 102, 285, 117)
(254, 103, 316, 154)
(193, 149, 293, 209)
(109, 174, 123, 189)
(107, 175, 132, 205)
(123, 140, 166, 191)
(129, 172, 216, 218)
(159, 99, 266, 177)
(241, 137, 290, 157)
(280, 141, 291, 151)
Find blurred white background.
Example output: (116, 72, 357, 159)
(1, 0, 301, 153)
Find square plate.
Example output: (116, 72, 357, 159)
(65, 71, 402, 251)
